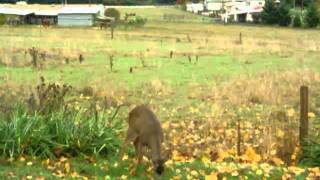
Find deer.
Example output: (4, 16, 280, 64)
(119, 105, 168, 176)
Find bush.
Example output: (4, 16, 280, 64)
(127, 16, 147, 27)
(261, 0, 279, 24)
(0, 15, 5, 25)
(305, 3, 320, 28)
(105, 8, 121, 22)
(252, 13, 261, 23)
(0, 106, 122, 158)
(293, 14, 302, 27)
(300, 140, 320, 167)
(278, 4, 291, 26)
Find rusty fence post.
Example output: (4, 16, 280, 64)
(299, 86, 309, 146)
(111, 26, 114, 39)
(237, 118, 241, 156)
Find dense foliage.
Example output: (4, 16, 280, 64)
(278, 4, 291, 26)
(259, 0, 319, 27)
(104, 8, 120, 22)
(305, 3, 320, 28)
(0, 107, 122, 158)
(260, 0, 279, 24)
(0, 15, 5, 25)
(0, 0, 176, 5)
(292, 14, 302, 27)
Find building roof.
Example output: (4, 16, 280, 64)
(0, 6, 34, 15)
(59, 6, 102, 14)
(34, 10, 60, 16)
(0, 4, 104, 16)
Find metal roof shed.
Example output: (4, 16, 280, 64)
(0, 7, 34, 16)
(58, 6, 104, 26)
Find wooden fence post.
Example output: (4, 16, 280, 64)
(111, 26, 114, 39)
(237, 118, 241, 156)
(299, 86, 309, 145)
(239, 32, 242, 45)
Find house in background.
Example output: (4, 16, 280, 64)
(223, 0, 264, 22)
(57, 5, 104, 26)
(187, 0, 265, 23)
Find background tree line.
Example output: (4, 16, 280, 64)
(260, 0, 320, 28)
(0, 0, 176, 5)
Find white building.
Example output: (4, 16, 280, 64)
(58, 5, 104, 26)
(186, 3, 204, 14)
(203, 0, 264, 22)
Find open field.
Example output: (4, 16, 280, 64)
(0, 7, 320, 179)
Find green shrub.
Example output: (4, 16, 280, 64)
(104, 8, 121, 22)
(305, 3, 320, 28)
(127, 16, 147, 27)
(0, 15, 5, 25)
(300, 140, 320, 167)
(0, 107, 122, 158)
(261, 0, 279, 24)
(278, 4, 291, 26)
(252, 13, 261, 23)
(293, 14, 302, 27)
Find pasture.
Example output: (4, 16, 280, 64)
(0, 7, 320, 179)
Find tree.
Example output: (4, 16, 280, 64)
(293, 14, 302, 27)
(278, 3, 291, 26)
(295, 0, 312, 8)
(104, 8, 121, 22)
(305, 3, 320, 27)
(261, 0, 279, 24)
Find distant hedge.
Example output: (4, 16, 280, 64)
(3, 0, 175, 5)
(0, 15, 5, 25)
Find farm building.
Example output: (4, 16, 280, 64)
(0, 6, 33, 25)
(58, 5, 104, 26)
(30, 9, 59, 25)
(0, 4, 105, 26)
(0, 4, 61, 25)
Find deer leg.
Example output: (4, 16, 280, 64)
(119, 128, 137, 159)
(131, 140, 143, 176)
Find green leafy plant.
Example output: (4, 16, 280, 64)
(104, 8, 121, 22)
(305, 3, 320, 28)
(127, 16, 147, 27)
(261, 0, 279, 24)
(0, 106, 122, 159)
(300, 140, 320, 167)
(278, 4, 291, 26)
(293, 14, 302, 27)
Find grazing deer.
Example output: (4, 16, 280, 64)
(120, 105, 168, 176)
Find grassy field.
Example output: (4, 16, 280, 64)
(0, 7, 320, 179)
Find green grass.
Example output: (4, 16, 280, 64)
(0, 54, 312, 89)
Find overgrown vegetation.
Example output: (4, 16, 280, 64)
(305, 3, 320, 28)
(104, 8, 121, 22)
(293, 14, 302, 27)
(0, 107, 122, 158)
(0, 15, 5, 25)
(260, 0, 279, 25)
(0, 79, 122, 159)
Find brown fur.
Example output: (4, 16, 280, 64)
(120, 105, 167, 175)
